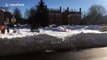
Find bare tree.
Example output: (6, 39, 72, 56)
(88, 5, 106, 16)
(85, 5, 106, 24)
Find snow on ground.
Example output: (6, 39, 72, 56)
(40, 25, 107, 39)
(1, 25, 107, 56)
(0, 34, 62, 56)
(0, 25, 107, 39)
(64, 33, 107, 49)
(0, 28, 37, 39)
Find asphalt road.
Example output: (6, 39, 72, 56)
(1, 47, 107, 60)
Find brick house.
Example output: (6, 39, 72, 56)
(49, 7, 81, 25)
(0, 7, 12, 25)
(49, 8, 62, 25)
(0, 9, 4, 25)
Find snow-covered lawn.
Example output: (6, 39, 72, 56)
(0, 25, 105, 39)
(0, 25, 107, 56)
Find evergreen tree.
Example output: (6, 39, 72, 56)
(26, 0, 49, 32)
(27, 8, 38, 31)
(36, 0, 49, 27)
(13, 8, 22, 24)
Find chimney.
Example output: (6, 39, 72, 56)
(79, 8, 81, 13)
(67, 7, 69, 11)
(59, 6, 62, 13)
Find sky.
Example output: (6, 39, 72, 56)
(0, 0, 107, 17)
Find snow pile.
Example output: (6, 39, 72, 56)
(1, 33, 107, 56)
(64, 25, 100, 30)
(85, 25, 100, 30)
(0, 25, 107, 55)
(64, 33, 107, 49)
(0, 25, 102, 39)
(41, 28, 106, 39)
(0, 29, 37, 39)
(44, 26, 67, 32)
(0, 34, 62, 56)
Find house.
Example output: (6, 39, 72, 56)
(0, 9, 4, 25)
(48, 7, 81, 25)
(49, 7, 62, 25)
(0, 7, 12, 25)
